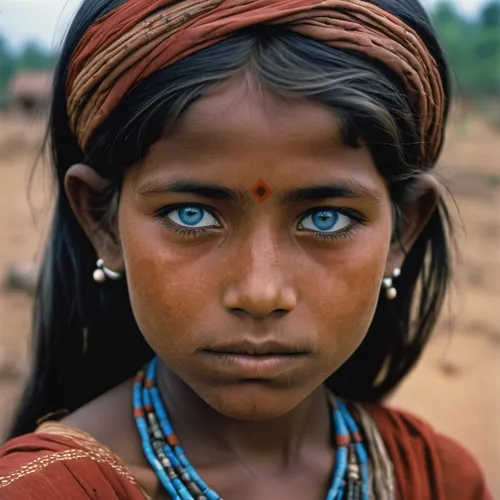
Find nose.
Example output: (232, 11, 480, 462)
(222, 228, 298, 319)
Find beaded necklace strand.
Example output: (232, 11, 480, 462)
(134, 357, 370, 500)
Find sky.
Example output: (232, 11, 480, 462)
(0, 0, 491, 52)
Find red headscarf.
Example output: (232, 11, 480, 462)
(66, 0, 444, 165)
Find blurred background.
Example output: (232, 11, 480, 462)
(0, 0, 499, 495)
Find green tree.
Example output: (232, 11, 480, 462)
(433, 1, 462, 25)
(477, 1, 500, 94)
(0, 35, 16, 108)
(480, 1, 500, 28)
(432, 0, 500, 96)
(0, 35, 55, 109)
(17, 41, 54, 71)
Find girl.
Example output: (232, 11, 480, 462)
(0, 0, 492, 499)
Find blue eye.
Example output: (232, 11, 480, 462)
(300, 209, 352, 233)
(167, 206, 219, 228)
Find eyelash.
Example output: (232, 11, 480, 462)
(155, 205, 367, 240)
(298, 206, 367, 241)
(154, 207, 210, 239)
(162, 225, 210, 238)
(155, 204, 217, 239)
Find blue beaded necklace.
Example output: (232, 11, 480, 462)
(134, 357, 370, 500)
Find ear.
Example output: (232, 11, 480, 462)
(386, 174, 440, 274)
(65, 164, 124, 272)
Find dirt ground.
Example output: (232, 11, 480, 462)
(0, 111, 499, 495)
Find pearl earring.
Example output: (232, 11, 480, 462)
(93, 259, 123, 283)
(383, 268, 401, 300)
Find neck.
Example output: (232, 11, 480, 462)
(156, 361, 331, 470)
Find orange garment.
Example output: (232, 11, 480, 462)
(0, 423, 147, 500)
(0, 404, 492, 499)
(363, 404, 493, 500)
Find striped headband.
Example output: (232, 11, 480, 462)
(66, 0, 445, 165)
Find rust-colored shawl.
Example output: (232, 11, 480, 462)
(0, 405, 492, 499)
(0, 422, 147, 499)
(66, 0, 445, 165)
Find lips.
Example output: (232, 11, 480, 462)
(199, 339, 311, 357)
(196, 339, 312, 379)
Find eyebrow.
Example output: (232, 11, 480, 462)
(282, 182, 382, 205)
(137, 180, 240, 201)
(136, 179, 382, 204)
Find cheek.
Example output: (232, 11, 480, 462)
(117, 210, 215, 355)
(117, 180, 392, 373)
(310, 226, 392, 360)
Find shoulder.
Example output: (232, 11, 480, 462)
(58, 379, 157, 493)
(0, 379, 149, 500)
(432, 431, 493, 500)
(0, 423, 146, 500)
(60, 378, 144, 467)
(360, 403, 493, 500)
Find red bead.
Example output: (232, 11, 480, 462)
(352, 432, 362, 443)
(336, 434, 351, 447)
(167, 433, 180, 447)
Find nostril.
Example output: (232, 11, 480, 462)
(228, 307, 290, 319)
(223, 283, 298, 318)
(274, 309, 289, 317)
(230, 308, 246, 315)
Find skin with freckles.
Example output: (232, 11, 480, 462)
(121, 81, 392, 422)
(63, 76, 436, 499)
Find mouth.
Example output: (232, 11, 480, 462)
(197, 340, 312, 378)
(199, 339, 312, 357)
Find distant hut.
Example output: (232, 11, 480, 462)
(7, 70, 53, 116)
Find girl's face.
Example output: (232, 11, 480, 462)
(94, 77, 395, 420)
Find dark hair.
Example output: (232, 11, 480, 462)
(9, 0, 452, 438)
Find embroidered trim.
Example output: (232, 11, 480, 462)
(0, 447, 136, 488)
(37, 422, 112, 453)
(1, 422, 140, 492)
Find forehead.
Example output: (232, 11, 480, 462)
(129, 76, 387, 195)
(168, 76, 348, 152)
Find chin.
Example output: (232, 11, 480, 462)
(199, 381, 314, 421)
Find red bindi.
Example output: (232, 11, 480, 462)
(251, 179, 273, 203)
